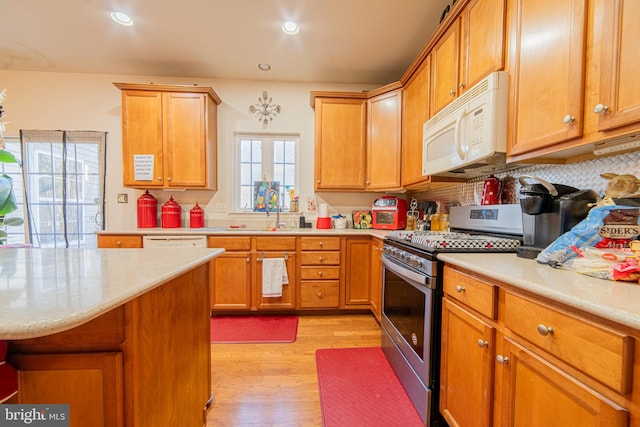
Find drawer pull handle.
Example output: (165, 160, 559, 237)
(455, 285, 465, 293)
(496, 355, 509, 365)
(317, 292, 323, 298)
(537, 324, 554, 336)
(319, 256, 323, 262)
(116, 241, 122, 247)
(319, 242, 324, 247)
(477, 339, 489, 348)
(318, 271, 323, 277)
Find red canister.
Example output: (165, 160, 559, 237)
(161, 196, 182, 228)
(190, 202, 204, 228)
(137, 190, 157, 228)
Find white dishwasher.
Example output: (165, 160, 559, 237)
(143, 235, 208, 248)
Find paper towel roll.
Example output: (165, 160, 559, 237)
(318, 203, 329, 218)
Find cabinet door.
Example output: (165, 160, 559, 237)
(210, 251, 252, 310)
(13, 352, 124, 427)
(460, 0, 505, 92)
(401, 56, 431, 187)
(595, 0, 640, 132)
(314, 97, 366, 190)
(344, 238, 371, 306)
(121, 90, 164, 187)
(254, 252, 296, 310)
(430, 19, 460, 116)
(366, 90, 402, 190)
(164, 92, 209, 188)
(496, 337, 628, 427)
(440, 298, 494, 427)
(508, 0, 587, 156)
(369, 238, 383, 321)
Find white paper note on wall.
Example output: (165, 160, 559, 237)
(134, 154, 154, 181)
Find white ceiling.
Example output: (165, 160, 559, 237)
(0, 0, 452, 85)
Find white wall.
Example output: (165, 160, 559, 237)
(0, 70, 382, 230)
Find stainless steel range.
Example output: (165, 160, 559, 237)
(381, 204, 523, 426)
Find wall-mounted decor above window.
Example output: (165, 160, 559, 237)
(249, 91, 281, 128)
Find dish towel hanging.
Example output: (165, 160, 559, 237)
(262, 258, 288, 298)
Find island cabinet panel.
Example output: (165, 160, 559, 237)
(12, 352, 124, 427)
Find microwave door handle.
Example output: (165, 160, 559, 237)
(454, 107, 468, 160)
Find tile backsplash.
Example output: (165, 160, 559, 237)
(415, 151, 640, 212)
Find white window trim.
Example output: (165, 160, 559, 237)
(232, 132, 300, 213)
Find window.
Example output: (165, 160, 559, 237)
(20, 130, 106, 248)
(236, 134, 298, 211)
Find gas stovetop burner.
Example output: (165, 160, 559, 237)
(387, 230, 521, 252)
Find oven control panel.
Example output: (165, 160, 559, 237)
(383, 244, 436, 277)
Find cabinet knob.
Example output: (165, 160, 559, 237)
(477, 339, 489, 348)
(319, 256, 323, 262)
(318, 271, 323, 277)
(157, 177, 162, 181)
(319, 242, 324, 247)
(496, 355, 510, 365)
(562, 114, 576, 124)
(458, 83, 465, 89)
(594, 103, 609, 114)
(455, 285, 465, 293)
(318, 292, 323, 298)
(536, 324, 554, 336)
(317, 179, 321, 184)
(116, 241, 122, 247)
(449, 89, 456, 96)
(246, 257, 250, 262)
(167, 177, 172, 181)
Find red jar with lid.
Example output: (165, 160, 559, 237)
(190, 202, 204, 228)
(137, 190, 157, 228)
(161, 196, 182, 228)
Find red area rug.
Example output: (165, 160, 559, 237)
(316, 347, 423, 427)
(210, 315, 298, 343)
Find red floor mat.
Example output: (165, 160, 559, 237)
(316, 347, 424, 427)
(210, 315, 298, 343)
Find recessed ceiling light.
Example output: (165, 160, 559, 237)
(282, 21, 299, 35)
(110, 11, 133, 26)
(258, 63, 272, 71)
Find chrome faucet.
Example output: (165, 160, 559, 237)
(266, 189, 286, 229)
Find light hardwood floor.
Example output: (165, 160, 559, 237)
(206, 314, 382, 426)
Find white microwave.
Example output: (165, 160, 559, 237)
(422, 71, 509, 177)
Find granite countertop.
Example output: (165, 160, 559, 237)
(97, 227, 390, 239)
(438, 252, 640, 332)
(0, 247, 224, 340)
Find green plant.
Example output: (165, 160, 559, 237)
(0, 89, 24, 244)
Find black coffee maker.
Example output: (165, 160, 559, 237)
(517, 175, 600, 259)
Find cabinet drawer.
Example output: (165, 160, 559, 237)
(97, 235, 142, 248)
(443, 266, 497, 319)
(503, 291, 634, 394)
(300, 266, 341, 280)
(300, 281, 339, 308)
(255, 237, 296, 251)
(300, 237, 341, 251)
(300, 251, 340, 265)
(208, 236, 251, 250)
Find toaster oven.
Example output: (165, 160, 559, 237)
(372, 196, 407, 230)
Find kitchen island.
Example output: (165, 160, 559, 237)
(0, 247, 224, 427)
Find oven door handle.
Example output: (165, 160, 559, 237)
(382, 255, 435, 289)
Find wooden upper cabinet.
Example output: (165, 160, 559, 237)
(460, 0, 505, 92)
(312, 95, 367, 191)
(507, 0, 587, 156)
(594, 0, 640, 133)
(366, 89, 402, 191)
(401, 56, 431, 187)
(114, 83, 220, 190)
(430, 20, 461, 116)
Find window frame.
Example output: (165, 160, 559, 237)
(233, 132, 299, 212)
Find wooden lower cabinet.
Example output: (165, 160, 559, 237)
(299, 237, 341, 309)
(13, 352, 124, 427)
(96, 234, 142, 248)
(299, 281, 339, 308)
(210, 251, 252, 310)
(369, 237, 383, 321)
(496, 335, 628, 427)
(254, 251, 296, 310)
(440, 298, 495, 427)
(344, 237, 371, 307)
(441, 265, 635, 427)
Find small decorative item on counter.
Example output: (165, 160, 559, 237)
(333, 214, 347, 229)
(161, 196, 182, 228)
(290, 197, 299, 213)
(189, 202, 204, 228)
(307, 196, 317, 213)
(137, 190, 157, 228)
(406, 199, 419, 231)
(352, 210, 372, 229)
